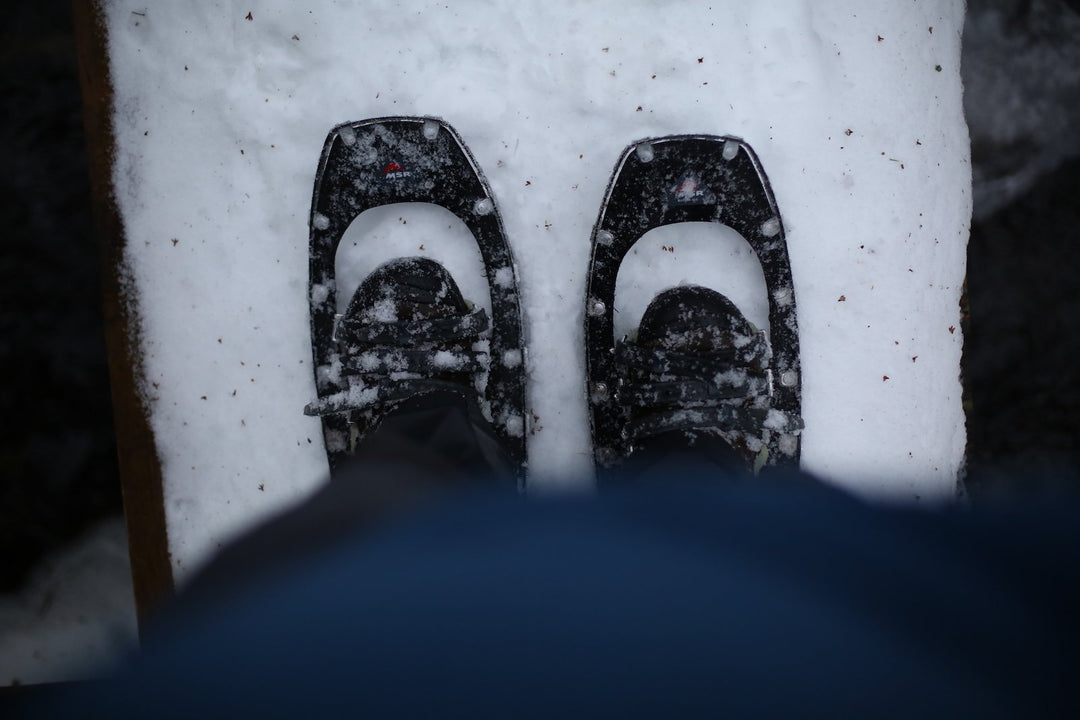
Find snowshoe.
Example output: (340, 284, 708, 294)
(584, 135, 803, 474)
(305, 117, 526, 478)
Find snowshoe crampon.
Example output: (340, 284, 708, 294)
(585, 135, 803, 474)
(306, 117, 526, 477)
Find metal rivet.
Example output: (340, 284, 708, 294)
(591, 381, 609, 401)
(422, 120, 440, 140)
(588, 297, 606, 317)
(635, 142, 655, 163)
(474, 197, 494, 216)
(331, 313, 343, 342)
(761, 217, 781, 237)
(773, 286, 792, 305)
(338, 126, 357, 146)
(312, 213, 330, 230)
(596, 229, 614, 246)
(722, 139, 739, 161)
(780, 370, 798, 387)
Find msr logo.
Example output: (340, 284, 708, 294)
(667, 173, 715, 206)
(383, 160, 411, 180)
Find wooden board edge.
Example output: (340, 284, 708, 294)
(71, 0, 175, 630)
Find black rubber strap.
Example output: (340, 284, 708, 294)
(335, 308, 490, 347)
(304, 379, 472, 417)
(628, 406, 803, 442)
(614, 335, 768, 377)
(618, 375, 769, 408)
(341, 348, 486, 375)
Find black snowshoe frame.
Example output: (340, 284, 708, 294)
(307, 116, 527, 476)
(585, 135, 802, 471)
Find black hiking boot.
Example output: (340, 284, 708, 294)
(615, 285, 783, 476)
(304, 257, 510, 474)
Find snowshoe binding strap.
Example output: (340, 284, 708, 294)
(614, 335, 769, 378)
(627, 406, 804, 441)
(305, 379, 477, 417)
(306, 256, 491, 421)
(613, 326, 800, 444)
(339, 347, 486, 376)
(333, 307, 489, 346)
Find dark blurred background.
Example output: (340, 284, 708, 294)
(1, 0, 1078, 593)
(1, 5, 122, 594)
(961, 0, 1080, 495)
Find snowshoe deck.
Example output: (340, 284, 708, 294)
(307, 117, 527, 476)
(584, 135, 802, 471)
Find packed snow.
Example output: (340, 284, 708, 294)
(100, 0, 970, 582)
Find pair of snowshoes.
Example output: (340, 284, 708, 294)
(303, 117, 803, 483)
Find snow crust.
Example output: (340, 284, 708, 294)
(103, 0, 970, 581)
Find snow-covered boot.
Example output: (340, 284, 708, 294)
(305, 257, 508, 472)
(615, 285, 781, 474)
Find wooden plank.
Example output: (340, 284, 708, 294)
(71, 0, 174, 630)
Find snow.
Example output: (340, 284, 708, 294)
(0, 519, 136, 686)
(431, 350, 465, 370)
(100, 0, 970, 582)
(504, 413, 526, 439)
(493, 266, 515, 289)
(362, 298, 399, 323)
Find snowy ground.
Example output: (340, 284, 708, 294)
(4, 0, 981, 687)
(9, 0, 1080, 694)
(102, 0, 969, 582)
(0, 519, 136, 686)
